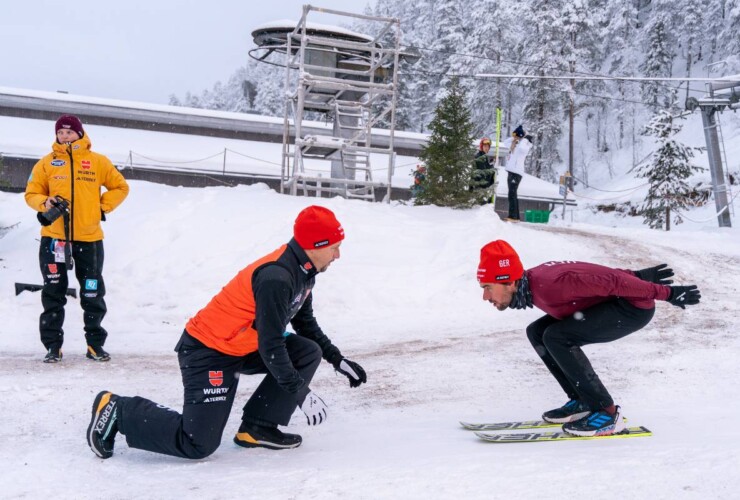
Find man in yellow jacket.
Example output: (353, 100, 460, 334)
(25, 115, 129, 363)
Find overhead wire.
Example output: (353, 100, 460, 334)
(402, 44, 708, 97)
(398, 68, 660, 108)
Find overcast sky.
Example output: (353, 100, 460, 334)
(1, 1, 372, 104)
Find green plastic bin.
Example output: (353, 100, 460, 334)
(525, 210, 550, 224)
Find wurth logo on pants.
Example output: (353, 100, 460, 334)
(202, 386, 229, 403)
(202, 387, 229, 395)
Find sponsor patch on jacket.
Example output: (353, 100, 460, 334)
(208, 371, 224, 387)
(81, 160, 91, 169)
(51, 160, 66, 167)
(299, 261, 313, 274)
(52, 175, 68, 180)
(85, 279, 98, 290)
(48, 264, 58, 274)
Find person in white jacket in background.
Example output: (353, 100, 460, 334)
(502, 125, 533, 221)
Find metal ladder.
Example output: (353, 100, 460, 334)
(334, 101, 374, 200)
(276, 5, 401, 202)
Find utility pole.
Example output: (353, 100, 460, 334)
(568, 53, 575, 181)
(690, 78, 739, 228)
(699, 104, 732, 227)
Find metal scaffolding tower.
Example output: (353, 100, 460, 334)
(688, 76, 740, 228)
(251, 5, 402, 202)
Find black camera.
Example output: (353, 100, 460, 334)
(37, 197, 70, 226)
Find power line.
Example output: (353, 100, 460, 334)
(404, 44, 709, 96)
(476, 73, 731, 83)
(398, 69, 662, 108)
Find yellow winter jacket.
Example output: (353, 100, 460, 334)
(25, 134, 129, 242)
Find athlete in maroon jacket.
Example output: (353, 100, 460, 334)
(477, 240, 701, 436)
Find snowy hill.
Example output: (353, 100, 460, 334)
(0, 182, 739, 499)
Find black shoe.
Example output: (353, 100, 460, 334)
(86, 345, 111, 362)
(542, 399, 591, 423)
(43, 346, 63, 363)
(562, 406, 626, 437)
(234, 422, 302, 450)
(87, 391, 120, 459)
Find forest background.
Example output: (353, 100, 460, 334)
(169, 0, 740, 186)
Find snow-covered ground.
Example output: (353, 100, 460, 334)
(1, 179, 739, 499)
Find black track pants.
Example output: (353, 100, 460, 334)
(507, 172, 522, 219)
(526, 299, 655, 410)
(118, 331, 322, 459)
(38, 237, 107, 349)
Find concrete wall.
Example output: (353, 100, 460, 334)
(0, 155, 411, 202)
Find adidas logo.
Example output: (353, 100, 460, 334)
(94, 402, 115, 434)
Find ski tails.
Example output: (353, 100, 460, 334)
(475, 426, 652, 443)
(460, 420, 559, 431)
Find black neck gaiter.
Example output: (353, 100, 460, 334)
(509, 273, 533, 310)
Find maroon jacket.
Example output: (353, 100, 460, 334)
(527, 261, 672, 320)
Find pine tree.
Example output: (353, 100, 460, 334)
(415, 77, 479, 207)
(637, 99, 705, 230)
(605, 0, 641, 150)
(515, 0, 569, 181)
(722, 0, 740, 72)
(467, 0, 511, 136)
(639, 14, 674, 107)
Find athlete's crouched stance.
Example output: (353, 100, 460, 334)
(86, 207, 367, 459)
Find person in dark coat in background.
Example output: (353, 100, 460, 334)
(476, 240, 701, 436)
(471, 137, 496, 204)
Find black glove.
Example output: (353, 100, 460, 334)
(333, 358, 367, 388)
(667, 285, 701, 309)
(634, 263, 674, 285)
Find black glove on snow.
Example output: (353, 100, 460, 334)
(333, 358, 367, 388)
(667, 285, 701, 309)
(634, 263, 674, 285)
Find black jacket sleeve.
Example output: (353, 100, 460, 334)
(291, 292, 342, 365)
(252, 265, 305, 393)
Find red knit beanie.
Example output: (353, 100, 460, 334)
(55, 115, 84, 138)
(477, 240, 524, 283)
(293, 206, 345, 249)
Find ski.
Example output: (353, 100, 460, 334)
(460, 420, 560, 431)
(475, 426, 652, 443)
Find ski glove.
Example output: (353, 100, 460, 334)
(667, 285, 701, 309)
(333, 358, 367, 388)
(634, 263, 674, 285)
(300, 391, 327, 426)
